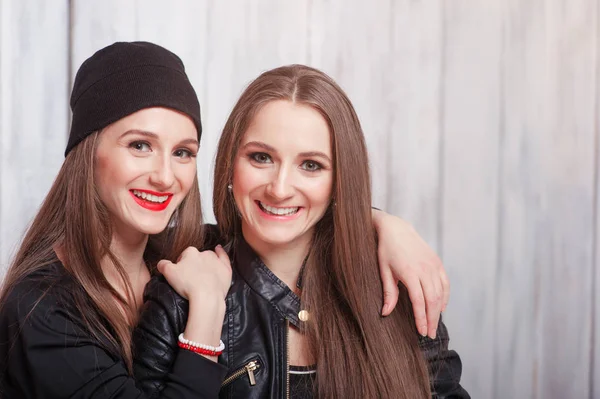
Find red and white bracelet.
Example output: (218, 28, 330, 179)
(177, 333, 225, 356)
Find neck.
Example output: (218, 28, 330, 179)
(242, 226, 311, 291)
(105, 234, 148, 271)
(102, 227, 150, 306)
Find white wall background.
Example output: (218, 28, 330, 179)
(0, 1, 596, 398)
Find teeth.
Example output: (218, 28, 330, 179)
(132, 190, 169, 203)
(260, 202, 299, 216)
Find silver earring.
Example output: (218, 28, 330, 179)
(227, 183, 233, 191)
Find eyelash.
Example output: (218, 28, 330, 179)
(129, 141, 151, 152)
(248, 152, 323, 172)
(128, 141, 197, 158)
(249, 152, 272, 163)
(300, 160, 323, 172)
(173, 148, 197, 159)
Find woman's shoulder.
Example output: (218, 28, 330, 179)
(143, 274, 182, 302)
(1, 262, 76, 322)
(142, 275, 189, 325)
(0, 262, 114, 358)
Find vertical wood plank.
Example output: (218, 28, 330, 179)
(308, 0, 443, 249)
(201, 0, 309, 220)
(440, 2, 503, 397)
(0, 0, 69, 275)
(500, 0, 596, 397)
(70, 1, 138, 71)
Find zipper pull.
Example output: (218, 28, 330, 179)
(246, 361, 258, 386)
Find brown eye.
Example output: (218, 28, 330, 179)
(250, 152, 272, 163)
(174, 149, 194, 159)
(129, 141, 151, 152)
(301, 160, 322, 172)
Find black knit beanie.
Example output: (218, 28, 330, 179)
(65, 41, 202, 156)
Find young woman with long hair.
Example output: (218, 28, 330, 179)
(134, 65, 469, 398)
(0, 41, 233, 398)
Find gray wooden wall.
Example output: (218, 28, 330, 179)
(0, 1, 596, 397)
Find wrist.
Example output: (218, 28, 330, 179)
(178, 332, 224, 363)
(184, 298, 226, 347)
(188, 287, 227, 301)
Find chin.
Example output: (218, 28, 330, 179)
(255, 229, 307, 247)
(135, 220, 172, 235)
(145, 227, 169, 235)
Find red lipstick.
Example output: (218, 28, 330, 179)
(129, 189, 173, 212)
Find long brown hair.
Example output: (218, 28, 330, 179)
(213, 65, 430, 398)
(0, 131, 204, 372)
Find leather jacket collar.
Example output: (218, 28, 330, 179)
(232, 237, 303, 328)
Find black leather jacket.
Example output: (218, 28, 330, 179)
(133, 237, 470, 398)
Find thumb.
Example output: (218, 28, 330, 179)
(214, 245, 231, 266)
(157, 259, 173, 275)
(380, 265, 399, 317)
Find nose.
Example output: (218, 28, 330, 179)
(149, 154, 175, 190)
(266, 165, 295, 200)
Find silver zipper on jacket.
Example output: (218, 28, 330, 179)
(221, 360, 261, 387)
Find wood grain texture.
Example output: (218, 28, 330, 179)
(0, 0, 69, 275)
(500, 0, 596, 397)
(308, 0, 443, 249)
(0, 2, 598, 397)
(439, 2, 503, 397)
(70, 0, 138, 72)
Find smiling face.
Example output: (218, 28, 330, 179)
(232, 100, 334, 250)
(95, 107, 199, 240)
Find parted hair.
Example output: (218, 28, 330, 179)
(213, 65, 430, 398)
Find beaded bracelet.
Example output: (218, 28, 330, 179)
(177, 333, 225, 356)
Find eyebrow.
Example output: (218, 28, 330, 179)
(121, 129, 199, 147)
(242, 141, 332, 163)
(298, 151, 332, 163)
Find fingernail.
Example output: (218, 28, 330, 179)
(430, 331, 437, 339)
(381, 304, 390, 316)
(216, 244, 222, 250)
(420, 326, 428, 337)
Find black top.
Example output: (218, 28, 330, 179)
(0, 262, 227, 398)
(289, 365, 316, 399)
(134, 237, 470, 398)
